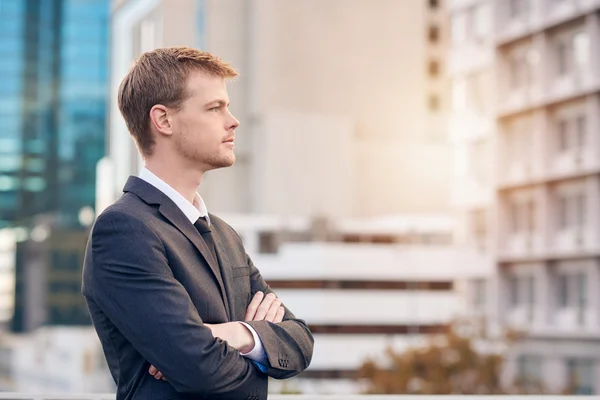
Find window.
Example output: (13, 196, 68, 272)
(517, 354, 542, 389)
(510, 201, 520, 233)
(558, 274, 568, 308)
(23, 177, 46, 192)
(557, 119, 569, 152)
(557, 272, 588, 312)
(557, 114, 586, 154)
(577, 273, 588, 319)
(509, 54, 529, 89)
(429, 25, 439, 43)
(0, 154, 21, 173)
(557, 191, 586, 231)
(526, 275, 535, 320)
(576, 194, 586, 227)
(556, 42, 570, 76)
(509, 275, 536, 313)
(558, 195, 568, 229)
(0, 175, 19, 191)
(566, 359, 595, 394)
(509, 276, 520, 307)
(509, 198, 536, 235)
(576, 115, 586, 149)
(526, 201, 535, 233)
(428, 60, 440, 77)
(509, 58, 520, 89)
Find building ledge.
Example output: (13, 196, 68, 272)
(494, 3, 600, 47)
(497, 166, 600, 191)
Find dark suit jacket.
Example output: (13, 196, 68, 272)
(82, 177, 314, 400)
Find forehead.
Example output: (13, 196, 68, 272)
(185, 70, 228, 102)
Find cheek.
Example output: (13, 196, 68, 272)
(180, 119, 218, 148)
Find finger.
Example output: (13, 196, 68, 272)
(274, 306, 285, 323)
(154, 372, 163, 380)
(149, 365, 158, 375)
(162, 376, 168, 381)
(264, 299, 282, 322)
(245, 292, 265, 321)
(254, 293, 277, 321)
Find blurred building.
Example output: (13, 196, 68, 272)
(103, 0, 453, 218)
(0, 326, 113, 393)
(11, 215, 92, 333)
(0, 0, 110, 332)
(446, 0, 497, 325)
(0, 0, 108, 228)
(449, 0, 600, 394)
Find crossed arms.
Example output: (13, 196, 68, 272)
(150, 291, 285, 380)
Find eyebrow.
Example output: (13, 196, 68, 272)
(204, 99, 229, 108)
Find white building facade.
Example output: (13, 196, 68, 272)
(449, 0, 600, 393)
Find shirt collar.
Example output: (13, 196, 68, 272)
(138, 167, 210, 225)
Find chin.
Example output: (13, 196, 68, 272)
(208, 156, 235, 170)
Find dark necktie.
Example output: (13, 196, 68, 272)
(194, 216, 219, 266)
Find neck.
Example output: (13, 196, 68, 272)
(144, 156, 204, 204)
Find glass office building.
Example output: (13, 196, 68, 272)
(0, 0, 108, 228)
(0, 0, 109, 331)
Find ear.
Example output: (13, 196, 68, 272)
(149, 104, 173, 137)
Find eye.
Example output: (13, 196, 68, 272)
(209, 107, 220, 112)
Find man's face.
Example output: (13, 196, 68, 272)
(170, 71, 239, 172)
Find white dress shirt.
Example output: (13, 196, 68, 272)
(139, 167, 266, 362)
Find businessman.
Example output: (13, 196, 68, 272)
(82, 47, 314, 400)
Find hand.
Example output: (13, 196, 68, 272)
(245, 292, 285, 323)
(204, 322, 255, 353)
(149, 365, 167, 381)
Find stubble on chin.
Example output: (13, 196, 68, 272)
(184, 148, 235, 171)
(175, 136, 235, 170)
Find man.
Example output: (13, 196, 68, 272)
(82, 47, 314, 400)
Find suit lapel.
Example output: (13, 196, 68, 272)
(123, 177, 229, 315)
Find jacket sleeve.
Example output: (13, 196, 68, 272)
(244, 254, 314, 379)
(86, 210, 265, 397)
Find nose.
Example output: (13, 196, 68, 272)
(227, 111, 240, 131)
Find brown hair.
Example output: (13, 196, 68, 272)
(117, 47, 238, 156)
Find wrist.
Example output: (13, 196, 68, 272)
(237, 322, 255, 354)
